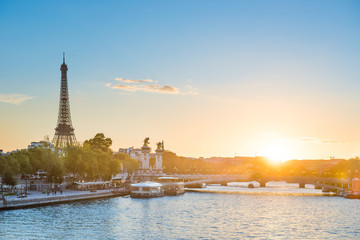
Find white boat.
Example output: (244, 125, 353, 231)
(157, 177, 185, 196)
(130, 181, 164, 198)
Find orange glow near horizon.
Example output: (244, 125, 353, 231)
(260, 142, 291, 164)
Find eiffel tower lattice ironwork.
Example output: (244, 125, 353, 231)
(52, 53, 77, 148)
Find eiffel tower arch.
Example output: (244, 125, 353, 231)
(52, 53, 77, 148)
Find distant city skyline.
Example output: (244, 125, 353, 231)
(1, 1, 360, 160)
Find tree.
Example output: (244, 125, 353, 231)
(63, 134, 123, 181)
(4, 155, 20, 175)
(95, 150, 114, 180)
(63, 145, 86, 179)
(3, 171, 17, 187)
(27, 141, 65, 184)
(82, 149, 99, 180)
(113, 153, 139, 173)
(48, 159, 64, 184)
(329, 158, 360, 179)
(12, 150, 32, 176)
(0, 155, 10, 192)
(26, 147, 47, 175)
(84, 133, 112, 152)
(0, 154, 20, 192)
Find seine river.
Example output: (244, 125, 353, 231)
(1, 182, 359, 240)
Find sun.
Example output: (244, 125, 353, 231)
(262, 142, 290, 164)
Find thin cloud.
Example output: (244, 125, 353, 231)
(182, 84, 199, 95)
(113, 85, 141, 92)
(108, 77, 198, 95)
(296, 137, 344, 144)
(0, 94, 34, 105)
(114, 78, 154, 84)
(147, 84, 179, 94)
(107, 77, 190, 94)
(112, 84, 179, 94)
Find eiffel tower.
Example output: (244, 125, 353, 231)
(52, 53, 77, 148)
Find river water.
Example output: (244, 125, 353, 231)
(1, 181, 359, 240)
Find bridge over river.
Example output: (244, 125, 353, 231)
(135, 174, 353, 193)
(179, 175, 351, 191)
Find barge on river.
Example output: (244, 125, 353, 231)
(156, 177, 185, 196)
(130, 181, 164, 198)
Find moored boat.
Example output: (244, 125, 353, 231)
(157, 177, 185, 196)
(130, 181, 164, 198)
(344, 191, 360, 199)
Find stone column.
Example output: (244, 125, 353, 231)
(299, 182, 305, 188)
(141, 145, 150, 173)
(155, 148, 163, 172)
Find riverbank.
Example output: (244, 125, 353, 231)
(0, 189, 128, 210)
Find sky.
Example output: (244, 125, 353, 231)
(1, 0, 360, 160)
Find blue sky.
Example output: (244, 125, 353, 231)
(1, 0, 360, 159)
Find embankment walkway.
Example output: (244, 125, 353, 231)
(0, 189, 127, 210)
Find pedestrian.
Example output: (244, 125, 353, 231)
(60, 190, 62, 195)
(55, 190, 56, 195)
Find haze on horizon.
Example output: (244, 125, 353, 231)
(1, 0, 360, 160)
